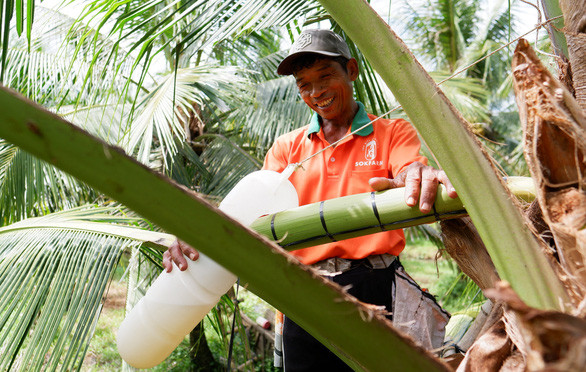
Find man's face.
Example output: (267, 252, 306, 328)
(294, 58, 358, 122)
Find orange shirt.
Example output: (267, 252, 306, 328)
(263, 102, 427, 265)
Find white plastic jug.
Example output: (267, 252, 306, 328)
(117, 168, 298, 369)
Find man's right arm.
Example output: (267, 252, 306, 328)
(262, 137, 290, 172)
(163, 139, 289, 273)
(162, 239, 199, 272)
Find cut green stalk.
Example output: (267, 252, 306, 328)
(0, 86, 448, 371)
(318, 0, 569, 311)
(252, 177, 535, 249)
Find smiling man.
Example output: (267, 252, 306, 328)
(256, 29, 458, 371)
(165, 29, 457, 371)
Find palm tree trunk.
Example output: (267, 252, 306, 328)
(559, 0, 586, 110)
(189, 323, 219, 371)
(513, 38, 586, 306)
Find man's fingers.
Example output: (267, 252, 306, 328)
(163, 250, 174, 273)
(369, 164, 456, 214)
(167, 239, 190, 271)
(403, 167, 423, 207)
(439, 173, 458, 198)
(418, 169, 440, 213)
(369, 177, 403, 191)
(178, 240, 199, 261)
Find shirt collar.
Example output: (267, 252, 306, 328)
(307, 102, 373, 138)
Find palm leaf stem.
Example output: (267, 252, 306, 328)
(540, 0, 568, 59)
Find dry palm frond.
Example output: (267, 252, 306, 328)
(513, 38, 586, 309)
(486, 282, 586, 371)
(440, 217, 499, 291)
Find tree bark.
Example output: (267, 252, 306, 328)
(512, 38, 586, 309)
(560, 0, 586, 110)
(189, 323, 220, 372)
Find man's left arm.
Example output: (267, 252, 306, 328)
(369, 162, 457, 214)
(369, 120, 457, 213)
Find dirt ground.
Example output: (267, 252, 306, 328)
(102, 280, 127, 309)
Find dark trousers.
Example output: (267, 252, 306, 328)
(283, 260, 398, 372)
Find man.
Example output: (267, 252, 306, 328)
(164, 29, 457, 371)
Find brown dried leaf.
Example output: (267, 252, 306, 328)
(440, 217, 500, 290)
(512, 38, 586, 304)
(485, 282, 586, 371)
(456, 318, 513, 372)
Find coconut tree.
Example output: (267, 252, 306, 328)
(1, 0, 583, 371)
(0, 4, 290, 369)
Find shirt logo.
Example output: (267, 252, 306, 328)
(291, 33, 312, 53)
(365, 139, 376, 161)
(355, 139, 382, 167)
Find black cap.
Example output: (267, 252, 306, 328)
(277, 29, 352, 75)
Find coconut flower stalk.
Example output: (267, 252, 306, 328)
(252, 177, 535, 250)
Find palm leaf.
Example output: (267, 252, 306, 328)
(60, 104, 130, 145)
(232, 76, 311, 155)
(0, 139, 96, 225)
(0, 206, 171, 371)
(125, 65, 248, 168)
(67, 0, 322, 105)
(5, 6, 132, 107)
(197, 135, 262, 199)
(431, 71, 491, 123)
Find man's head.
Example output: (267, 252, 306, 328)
(277, 29, 352, 76)
(278, 29, 359, 124)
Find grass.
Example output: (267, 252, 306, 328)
(81, 238, 477, 370)
(400, 238, 457, 296)
(400, 238, 484, 314)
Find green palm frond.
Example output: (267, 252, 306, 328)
(405, 225, 444, 248)
(59, 104, 130, 145)
(233, 76, 310, 155)
(4, 6, 133, 107)
(197, 135, 262, 199)
(212, 29, 283, 69)
(3, 48, 69, 105)
(0, 140, 96, 225)
(0, 100, 136, 226)
(0, 206, 172, 371)
(456, 4, 517, 95)
(398, 0, 479, 71)
(0, 0, 37, 80)
(125, 65, 249, 168)
(68, 0, 322, 100)
(431, 71, 490, 123)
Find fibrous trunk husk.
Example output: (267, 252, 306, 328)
(486, 282, 586, 371)
(455, 303, 517, 372)
(453, 38, 586, 372)
(440, 217, 499, 291)
(512, 38, 586, 310)
(459, 281, 586, 371)
(560, 0, 586, 110)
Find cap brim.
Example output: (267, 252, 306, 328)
(277, 51, 345, 75)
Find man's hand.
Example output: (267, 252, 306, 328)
(369, 162, 457, 214)
(162, 239, 199, 272)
